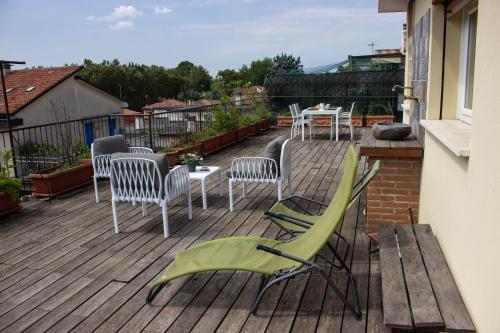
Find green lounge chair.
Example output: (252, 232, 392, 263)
(265, 159, 380, 239)
(146, 145, 361, 318)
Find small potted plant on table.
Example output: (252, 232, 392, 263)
(0, 150, 22, 217)
(180, 152, 203, 172)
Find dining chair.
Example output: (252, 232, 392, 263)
(333, 102, 355, 141)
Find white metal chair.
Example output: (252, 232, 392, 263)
(334, 102, 355, 141)
(289, 104, 314, 140)
(91, 135, 153, 203)
(229, 138, 292, 211)
(110, 157, 192, 238)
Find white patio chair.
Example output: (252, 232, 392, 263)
(228, 137, 292, 211)
(110, 155, 192, 238)
(91, 135, 153, 203)
(333, 102, 355, 141)
(290, 104, 314, 140)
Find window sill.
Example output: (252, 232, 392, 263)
(420, 120, 471, 157)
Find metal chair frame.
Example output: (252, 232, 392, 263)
(110, 158, 192, 238)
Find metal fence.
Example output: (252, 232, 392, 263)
(0, 99, 258, 191)
(264, 69, 404, 119)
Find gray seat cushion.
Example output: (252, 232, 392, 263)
(93, 135, 129, 156)
(111, 153, 169, 192)
(262, 135, 287, 176)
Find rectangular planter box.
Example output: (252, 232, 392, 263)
(30, 163, 93, 197)
(236, 127, 249, 142)
(0, 192, 20, 217)
(366, 115, 395, 127)
(164, 149, 179, 167)
(220, 131, 238, 147)
(260, 118, 271, 131)
(352, 116, 363, 127)
(200, 135, 223, 156)
(247, 123, 260, 136)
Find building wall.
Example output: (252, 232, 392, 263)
(13, 77, 122, 127)
(417, 1, 500, 331)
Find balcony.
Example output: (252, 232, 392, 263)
(0, 127, 382, 332)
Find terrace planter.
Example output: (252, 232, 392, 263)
(247, 123, 260, 136)
(352, 116, 363, 127)
(164, 149, 180, 167)
(220, 131, 238, 147)
(260, 118, 271, 131)
(236, 127, 249, 142)
(366, 115, 395, 127)
(200, 135, 223, 156)
(0, 192, 20, 217)
(79, 159, 93, 176)
(277, 116, 293, 127)
(29, 163, 93, 197)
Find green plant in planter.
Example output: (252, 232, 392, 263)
(0, 150, 22, 202)
(239, 114, 253, 127)
(158, 146, 176, 153)
(180, 152, 203, 172)
(213, 105, 240, 133)
(200, 127, 219, 140)
(253, 99, 272, 120)
(367, 102, 394, 116)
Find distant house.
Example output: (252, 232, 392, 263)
(142, 99, 186, 112)
(193, 99, 219, 107)
(122, 108, 140, 125)
(0, 66, 123, 128)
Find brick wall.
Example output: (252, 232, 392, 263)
(366, 157, 422, 237)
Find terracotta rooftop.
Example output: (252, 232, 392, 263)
(142, 99, 185, 111)
(0, 66, 82, 114)
(122, 108, 140, 115)
(193, 99, 219, 106)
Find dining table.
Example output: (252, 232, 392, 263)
(301, 106, 342, 142)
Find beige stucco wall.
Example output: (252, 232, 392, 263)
(13, 76, 122, 127)
(419, 0, 500, 331)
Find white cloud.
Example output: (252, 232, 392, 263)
(88, 5, 142, 22)
(154, 6, 172, 14)
(110, 20, 135, 30)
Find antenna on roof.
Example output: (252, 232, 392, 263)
(367, 42, 377, 55)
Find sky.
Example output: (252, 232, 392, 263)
(0, 0, 405, 75)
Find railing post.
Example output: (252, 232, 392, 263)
(148, 113, 154, 150)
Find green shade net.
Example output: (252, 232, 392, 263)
(149, 145, 358, 289)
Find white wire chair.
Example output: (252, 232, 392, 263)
(110, 158, 192, 238)
(334, 102, 355, 140)
(290, 104, 314, 140)
(91, 137, 153, 203)
(229, 139, 292, 211)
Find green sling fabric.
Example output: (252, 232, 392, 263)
(149, 145, 358, 289)
(267, 159, 380, 234)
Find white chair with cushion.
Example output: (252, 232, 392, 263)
(91, 135, 153, 203)
(334, 102, 355, 141)
(110, 153, 192, 238)
(228, 136, 292, 211)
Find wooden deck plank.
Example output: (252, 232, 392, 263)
(413, 224, 475, 332)
(378, 224, 412, 330)
(0, 128, 380, 333)
(395, 224, 444, 329)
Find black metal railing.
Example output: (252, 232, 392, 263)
(0, 98, 259, 191)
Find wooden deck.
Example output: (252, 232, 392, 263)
(0, 128, 383, 333)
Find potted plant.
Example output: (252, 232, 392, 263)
(175, 139, 202, 163)
(180, 152, 203, 172)
(237, 115, 251, 141)
(158, 146, 179, 167)
(246, 114, 262, 136)
(0, 150, 22, 217)
(366, 102, 395, 127)
(199, 128, 223, 156)
(351, 108, 363, 127)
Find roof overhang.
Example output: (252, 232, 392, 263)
(378, 0, 409, 13)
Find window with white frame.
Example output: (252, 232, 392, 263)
(458, 4, 478, 124)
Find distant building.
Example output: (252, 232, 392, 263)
(0, 66, 123, 128)
(142, 99, 186, 112)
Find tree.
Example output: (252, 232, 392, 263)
(271, 53, 303, 74)
(240, 57, 273, 85)
(216, 69, 241, 84)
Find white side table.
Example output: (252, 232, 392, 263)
(189, 166, 223, 209)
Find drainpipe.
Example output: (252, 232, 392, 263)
(439, 4, 448, 120)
